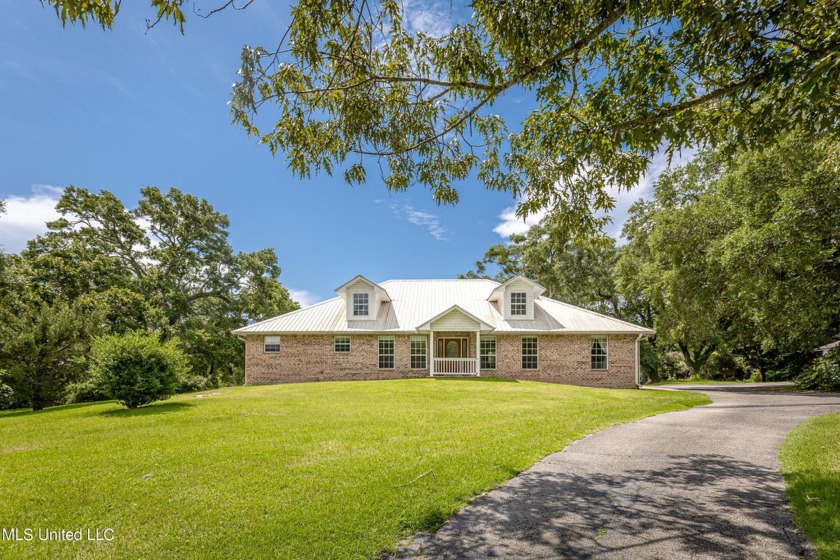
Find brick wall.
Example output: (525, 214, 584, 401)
(489, 334, 637, 389)
(244, 333, 638, 388)
(245, 334, 428, 384)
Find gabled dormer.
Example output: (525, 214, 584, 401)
(335, 275, 391, 322)
(488, 275, 546, 321)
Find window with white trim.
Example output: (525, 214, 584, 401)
(511, 292, 527, 316)
(263, 336, 281, 353)
(353, 293, 369, 316)
(591, 337, 608, 370)
(410, 337, 427, 369)
(334, 336, 351, 353)
(378, 336, 395, 369)
(521, 337, 538, 369)
(480, 337, 497, 369)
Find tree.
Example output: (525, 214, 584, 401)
(231, 0, 840, 235)
(39, 0, 252, 32)
(90, 331, 189, 409)
(463, 216, 621, 315)
(0, 199, 6, 294)
(616, 151, 736, 377)
(0, 299, 97, 410)
(708, 134, 840, 379)
(22, 186, 298, 383)
(617, 132, 840, 380)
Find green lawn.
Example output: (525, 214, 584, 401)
(0, 379, 708, 559)
(779, 411, 840, 560)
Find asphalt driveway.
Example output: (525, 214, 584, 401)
(392, 383, 840, 559)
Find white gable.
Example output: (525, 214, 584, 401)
(335, 275, 390, 322)
(503, 277, 537, 320)
(343, 277, 376, 321)
(431, 309, 479, 331)
(416, 305, 494, 332)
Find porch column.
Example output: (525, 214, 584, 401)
(476, 329, 481, 377)
(429, 330, 434, 377)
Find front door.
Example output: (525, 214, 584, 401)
(437, 338, 466, 358)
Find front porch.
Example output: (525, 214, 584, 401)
(426, 324, 496, 377)
(430, 333, 479, 376)
(417, 304, 495, 378)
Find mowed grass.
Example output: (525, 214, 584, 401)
(780, 412, 840, 560)
(0, 379, 709, 559)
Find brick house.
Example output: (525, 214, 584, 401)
(233, 275, 653, 389)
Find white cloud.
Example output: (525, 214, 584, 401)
(491, 148, 698, 241)
(288, 289, 319, 308)
(493, 207, 547, 238)
(0, 185, 63, 252)
(386, 201, 449, 241)
(404, 207, 449, 241)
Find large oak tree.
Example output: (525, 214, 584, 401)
(18, 186, 298, 386)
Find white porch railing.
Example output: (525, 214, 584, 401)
(432, 358, 477, 375)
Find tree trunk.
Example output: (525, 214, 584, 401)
(30, 393, 45, 411)
(678, 341, 715, 378)
(29, 378, 44, 411)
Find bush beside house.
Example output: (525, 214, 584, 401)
(796, 348, 840, 391)
(90, 331, 190, 408)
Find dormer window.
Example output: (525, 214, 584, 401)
(511, 292, 527, 316)
(353, 293, 369, 316)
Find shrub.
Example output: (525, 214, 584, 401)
(176, 373, 209, 394)
(796, 348, 840, 391)
(0, 382, 15, 410)
(704, 351, 751, 381)
(658, 351, 693, 380)
(90, 331, 189, 409)
(65, 379, 110, 404)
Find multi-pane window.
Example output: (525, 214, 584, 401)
(334, 336, 351, 353)
(263, 336, 281, 353)
(591, 337, 608, 370)
(521, 337, 538, 369)
(353, 293, 369, 316)
(480, 337, 497, 370)
(511, 292, 527, 315)
(410, 337, 427, 369)
(378, 336, 395, 369)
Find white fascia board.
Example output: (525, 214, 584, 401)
(334, 274, 391, 301)
(489, 275, 547, 299)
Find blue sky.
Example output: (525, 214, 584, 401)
(0, 1, 677, 306)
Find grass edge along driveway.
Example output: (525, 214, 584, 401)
(780, 410, 840, 560)
(0, 379, 709, 559)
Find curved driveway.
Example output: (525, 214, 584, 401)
(393, 384, 840, 559)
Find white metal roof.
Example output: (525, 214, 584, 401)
(817, 340, 840, 353)
(233, 278, 653, 335)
